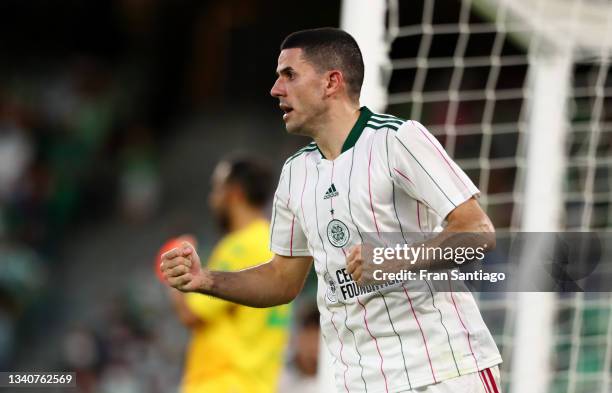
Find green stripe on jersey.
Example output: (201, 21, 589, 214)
(368, 118, 403, 127)
(340, 106, 373, 154)
(366, 121, 399, 131)
(285, 144, 318, 164)
(289, 145, 316, 160)
(372, 112, 405, 122)
(370, 115, 403, 125)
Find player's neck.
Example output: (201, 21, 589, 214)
(228, 204, 265, 233)
(313, 102, 361, 160)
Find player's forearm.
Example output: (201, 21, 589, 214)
(379, 212, 496, 274)
(400, 228, 495, 272)
(349, 199, 497, 283)
(404, 198, 496, 271)
(197, 262, 299, 308)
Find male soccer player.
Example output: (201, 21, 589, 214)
(166, 157, 290, 393)
(162, 28, 502, 393)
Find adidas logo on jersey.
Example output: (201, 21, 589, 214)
(324, 184, 339, 199)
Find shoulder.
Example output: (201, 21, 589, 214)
(283, 142, 319, 166)
(239, 219, 270, 244)
(217, 223, 261, 252)
(275, 142, 318, 188)
(215, 220, 272, 265)
(376, 117, 434, 145)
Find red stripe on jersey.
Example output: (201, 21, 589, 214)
(289, 215, 295, 256)
(286, 161, 294, 255)
(479, 370, 492, 393)
(393, 167, 415, 186)
(286, 164, 292, 208)
(368, 138, 382, 239)
(357, 297, 389, 393)
(485, 368, 500, 393)
(330, 311, 350, 393)
(401, 285, 438, 383)
(412, 120, 470, 193)
(393, 167, 423, 232)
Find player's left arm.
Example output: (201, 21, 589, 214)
(430, 196, 496, 258)
(347, 120, 495, 283)
(445, 196, 495, 235)
(347, 198, 495, 283)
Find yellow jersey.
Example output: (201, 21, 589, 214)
(181, 219, 290, 393)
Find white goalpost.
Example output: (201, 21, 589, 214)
(325, 1, 612, 392)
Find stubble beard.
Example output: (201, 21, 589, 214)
(285, 113, 312, 137)
(285, 106, 327, 139)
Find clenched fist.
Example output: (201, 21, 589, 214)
(346, 244, 390, 285)
(346, 245, 365, 284)
(160, 241, 209, 292)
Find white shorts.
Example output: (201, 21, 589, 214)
(398, 366, 502, 393)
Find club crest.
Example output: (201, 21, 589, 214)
(327, 219, 350, 248)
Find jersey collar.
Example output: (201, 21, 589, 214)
(341, 106, 372, 153)
(316, 106, 373, 159)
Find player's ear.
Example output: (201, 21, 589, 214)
(325, 70, 344, 97)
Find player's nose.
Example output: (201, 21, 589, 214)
(270, 78, 285, 97)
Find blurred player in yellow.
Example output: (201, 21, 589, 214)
(166, 156, 290, 393)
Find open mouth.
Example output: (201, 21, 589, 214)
(279, 104, 293, 120)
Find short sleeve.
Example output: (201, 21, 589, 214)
(269, 161, 310, 256)
(390, 120, 479, 220)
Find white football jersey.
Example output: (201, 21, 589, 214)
(270, 107, 502, 393)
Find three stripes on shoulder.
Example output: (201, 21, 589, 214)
(284, 112, 407, 165)
(367, 113, 405, 131)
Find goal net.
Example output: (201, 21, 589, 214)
(336, 0, 612, 392)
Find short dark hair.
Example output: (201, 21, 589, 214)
(281, 27, 364, 100)
(222, 155, 274, 208)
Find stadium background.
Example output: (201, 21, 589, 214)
(0, 0, 610, 392)
(0, 1, 337, 391)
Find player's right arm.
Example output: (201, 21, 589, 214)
(161, 244, 312, 308)
(163, 158, 312, 307)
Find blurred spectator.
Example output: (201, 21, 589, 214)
(97, 364, 143, 393)
(0, 94, 33, 202)
(62, 325, 104, 393)
(59, 292, 182, 393)
(0, 292, 18, 370)
(278, 304, 320, 393)
(0, 238, 46, 371)
(118, 123, 160, 223)
(0, 240, 45, 299)
(165, 156, 290, 393)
